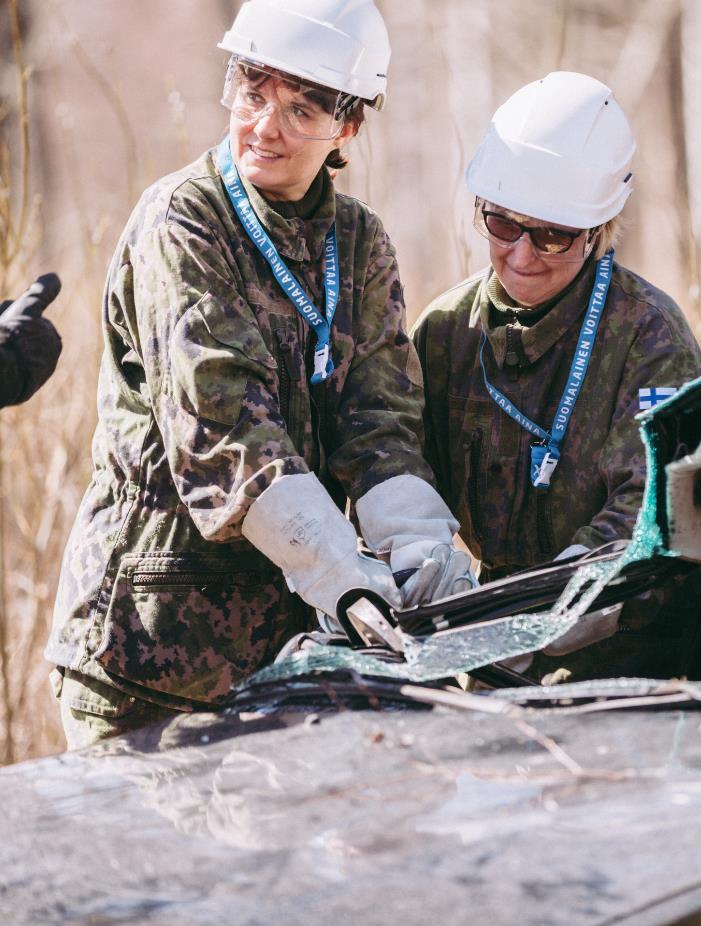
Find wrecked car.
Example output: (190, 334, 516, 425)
(1, 378, 701, 926)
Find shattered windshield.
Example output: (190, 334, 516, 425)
(247, 542, 643, 685)
(245, 379, 692, 688)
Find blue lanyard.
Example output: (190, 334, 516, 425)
(216, 138, 339, 384)
(480, 249, 614, 488)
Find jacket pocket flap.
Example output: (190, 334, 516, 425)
(195, 291, 276, 369)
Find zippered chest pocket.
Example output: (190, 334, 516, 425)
(273, 326, 303, 425)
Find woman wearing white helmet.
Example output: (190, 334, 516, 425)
(47, 0, 473, 746)
(413, 71, 701, 682)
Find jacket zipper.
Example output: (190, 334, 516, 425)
(505, 325, 520, 381)
(274, 329, 300, 426)
(132, 571, 258, 588)
(467, 428, 484, 544)
(536, 492, 556, 557)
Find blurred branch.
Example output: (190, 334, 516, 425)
(608, 0, 680, 110)
(553, 0, 569, 71)
(427, 2, 471, 278)
(48, 0, 140, 207)
(0, 0, 33, 766)
(680, 0, 701, 330)
(0, 0, 32, 293)
(8, 0, 30, 264)
(69, 37, 139, 206)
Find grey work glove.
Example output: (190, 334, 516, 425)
(0, 273, 62, 407)
(355, 474, 478, 607)
(242, 473, 402, 630)
(543, 603, 623, 655)
(399, 542, 476, 607)
(498, 600, 622, 671)
(545, 543, 622, 654)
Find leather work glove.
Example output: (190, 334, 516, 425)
(397, 542, 476, 607)
(542, 602, 623, 656)
(242, 472, 402, 631)
(545, 543, 622, 654)
(355, 474, 478, 608)
(495, 599, 622, 680)
(0, 273, 62, 407)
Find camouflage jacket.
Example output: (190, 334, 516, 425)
(47, 146, 431, 708)
(412, 258, 701, 578)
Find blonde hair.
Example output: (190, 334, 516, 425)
(593, 214, 625, 259)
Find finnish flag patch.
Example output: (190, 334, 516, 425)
(638, 387, 677, 410)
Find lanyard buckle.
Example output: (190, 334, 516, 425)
(531, 444, 559, 488)
(311, 343, 332, 384)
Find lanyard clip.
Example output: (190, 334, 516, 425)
(311, 343, 332, 384)
(531, 444, 559, 489)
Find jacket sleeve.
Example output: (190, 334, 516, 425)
(326, 218, 435, 500)
(571, 306, 701, 550)
(131, 220, 308, 543)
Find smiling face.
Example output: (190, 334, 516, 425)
(228, 70, 355, 202)
(490, 236, 588, 307)
(489, 207, 589, 308)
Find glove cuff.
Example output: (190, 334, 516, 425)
(242, 472, 357, 577)
(356, 475, 458, 555)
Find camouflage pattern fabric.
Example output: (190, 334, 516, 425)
(51, 668, 181, 750)
(412, 259, 701, 681)
(46, 146, 431, 710)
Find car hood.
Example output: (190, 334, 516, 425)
(1, 675, 701, 926)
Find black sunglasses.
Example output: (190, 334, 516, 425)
(480, 208, 585, 255)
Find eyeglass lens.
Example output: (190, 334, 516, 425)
(483, 211, 579, 254)
(226, 61, 343, 139)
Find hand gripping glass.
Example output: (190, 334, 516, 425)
(221, 56, 352, 141)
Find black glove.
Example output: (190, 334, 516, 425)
(0, 273, 63, 407)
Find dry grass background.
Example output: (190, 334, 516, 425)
(1, 0, 700, 764)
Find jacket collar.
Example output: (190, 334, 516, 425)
(479, 257, 599, 366)
(237, 166, 336, 264)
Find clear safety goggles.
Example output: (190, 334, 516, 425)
(474, 199, 598, 262)
(221, 56, 355, 141)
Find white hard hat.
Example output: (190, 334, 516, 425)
(219, 0, 391, 110)
(466, 71, 636, 228)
